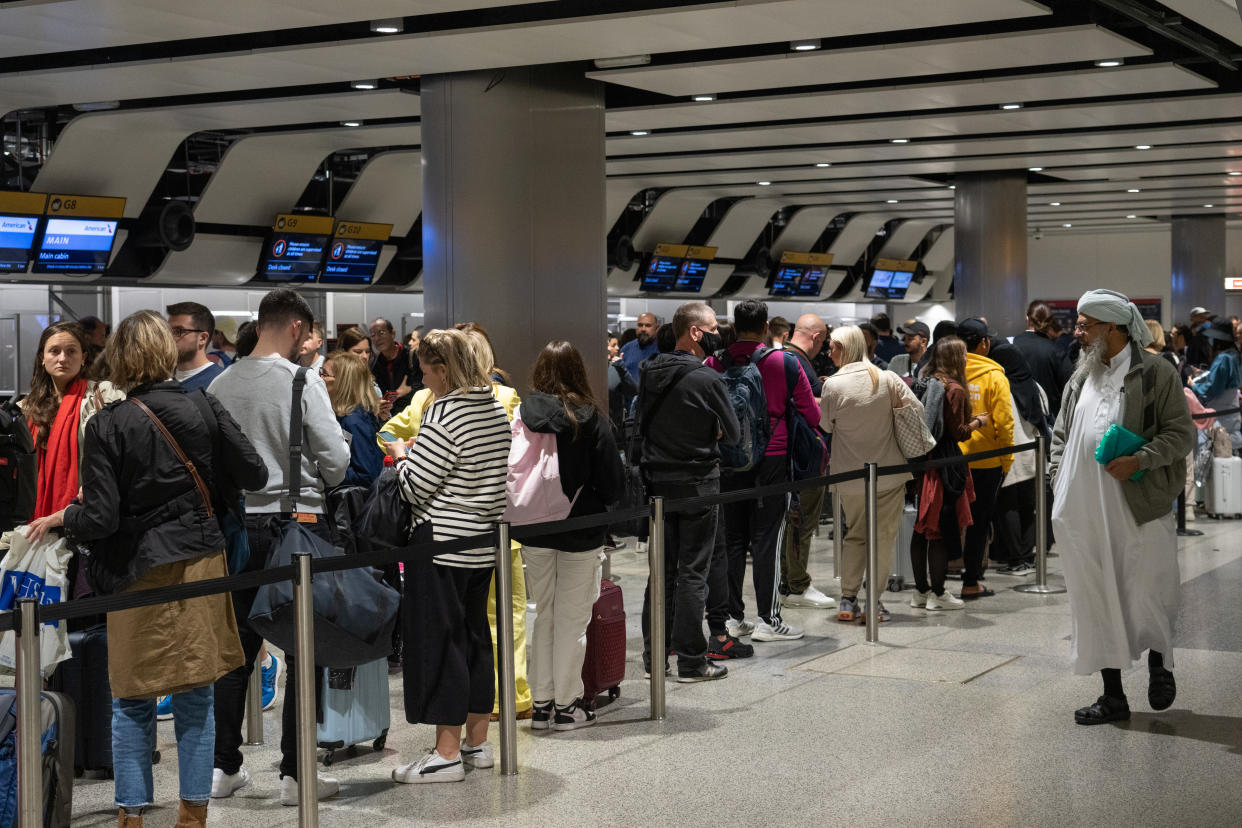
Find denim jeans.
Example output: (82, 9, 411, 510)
(113, 686, 215, 809)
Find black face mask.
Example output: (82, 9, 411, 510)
(698, 330, 722, 356)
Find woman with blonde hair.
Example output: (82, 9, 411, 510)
(35, 310, 265, 827)
(391, 328, 512, 784)
(820, 325, 924, 623)
(322, 350, 385, 487)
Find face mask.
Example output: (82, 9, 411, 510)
(698, 330, 722, 355)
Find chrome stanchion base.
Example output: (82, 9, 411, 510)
(1014, 583, 1067, 594)
(1177, 528, 1204, 537)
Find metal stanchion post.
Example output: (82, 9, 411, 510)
(244, 654, 264, 745)
(864, 463, 880, 644)
(1176, 490, 1203, 537)
(16, 598, 42, 828)
(1016, 436, 1066, 595)
(832, 491, 843, 582)
(648, 496, 666, 721)
(292, 553, 318, 826)
(495, 523, 518, 776)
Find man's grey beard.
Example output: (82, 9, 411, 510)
(1072, 336, 1109, 385)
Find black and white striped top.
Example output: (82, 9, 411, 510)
(396, 387, 511, 568)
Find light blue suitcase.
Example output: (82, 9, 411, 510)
(317, 658, 390, 766)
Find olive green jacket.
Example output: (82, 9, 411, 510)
(1050, 341, 1194, 526)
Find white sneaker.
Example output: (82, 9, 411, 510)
(280, 771, 340, 805)
(392, 750, 465, 784)
(725, 618, 755, 638)
(783, 585, 836, 609)
(460, 739, 494, 768)
(751, 620, 804, 641)
(636, 540, 648, 554)
(926, 589, 965, 611)
(210, 767, 250, 799)
(909, 589, 930, 609)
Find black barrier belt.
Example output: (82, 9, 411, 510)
(877, 440, 1039, 477)
(1192, 405, 1241, 419)
(312, 533, 494, 574)
(663, 468, 870, 515)
(508, 506, 651, 542)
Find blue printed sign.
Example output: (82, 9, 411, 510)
(0, 214, 38, 272)
(32, 217, 119, 273)
(0, 569, 63, 628)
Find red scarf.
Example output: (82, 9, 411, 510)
(30, 377, 87, 519)
(915, 467, 976, 541)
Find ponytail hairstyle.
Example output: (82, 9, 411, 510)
(1026, 301, 1055, 338)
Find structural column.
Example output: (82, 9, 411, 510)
(421, 66, 606, 396)
(1171, 215, 1226, 323)
(954, 171, 1027, 336)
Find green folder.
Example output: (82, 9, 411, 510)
(1094, 423, 1147, 481)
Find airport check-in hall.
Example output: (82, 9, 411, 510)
(3, 1, 1242, 826)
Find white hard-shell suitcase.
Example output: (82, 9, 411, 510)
(1204, 456, 1242, 518)
(889, 502, 918, 592)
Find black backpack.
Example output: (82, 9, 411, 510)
(0, 399, 36, 531)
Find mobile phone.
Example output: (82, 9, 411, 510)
(378, 431, 399, 442)
(384, 391, 399, 403)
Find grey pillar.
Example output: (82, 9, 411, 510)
(954, 172, 1027, 336)
(1171, 215, 1226, 324)
(422, 66, 606, 397)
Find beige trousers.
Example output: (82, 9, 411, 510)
(836, 485, 906, 599)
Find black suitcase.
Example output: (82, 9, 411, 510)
(0, 689, 75, 827)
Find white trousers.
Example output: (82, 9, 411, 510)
(521, 545, 603, 707)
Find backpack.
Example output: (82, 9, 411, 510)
(0, 399, 36, 531)
(503, 407, 580, 526)
(778, 353, 828, 481)
(717, 347, 776, 473)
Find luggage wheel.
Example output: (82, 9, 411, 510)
(608, 687, 621, 700)
(322, 750, 335, 766)
(887, 575, 905, 593)
(373, 733, 388, 752)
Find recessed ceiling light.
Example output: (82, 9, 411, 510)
(1230, 171, 1241, 176)
(341, 120, 361, 127)
(594, 54, 652, 69)
(1049, 202, 1061, 206)
(886, 199, 900, 203)
(1204, 204, 1214, 208)
(692, 94, 716, 102)
(1134, 144, 1152, 150)
(1028, 167, 1043, 172)
(1127, 188, 1140, 193)
(370, 19, 403, 33)
(630, 130, 649, 136)
(1000, 103, 1023, 110)
(890, 138, 909, 144)
(1094, 58, 1123, 67)
(791, 39, 821, 51)
(815, 162, 831, 168)
(351, 80, 377, 90)
(73, 101, 120, 112)
(757, 181, 771, 186)
(1063, 223, 1073, 228)
(949, 185, 956, 189)
(1126, 214, 1137, 219)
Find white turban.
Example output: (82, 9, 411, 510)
(1077, 289, 1153, 347)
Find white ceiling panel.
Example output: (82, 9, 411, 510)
(195, 124, 420, 225)
(334, 150, 423, 234)
(151, 233, 262, 285)
(879, 219, 939, 258)
(922, 228, 955, 273)
(31, 90, 420, 218)
(705, 199, 782, 258)
(0, 2, 529, 58)
(0, 0, 1048, 112)
(1048, 158, 1242, 180)
(604, 64, 1212, 133)
(588, 24, 1131, 96)
(1161, 0, 1242, 48)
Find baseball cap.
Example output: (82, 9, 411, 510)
(896, 319, 930, 339)
(1203, 320, 1235, 342)
(1189, 306, 1216, 319)
(956, 317, 997, 346)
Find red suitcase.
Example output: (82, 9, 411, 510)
(581, 578, 626, 710)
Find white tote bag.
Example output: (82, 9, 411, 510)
(0, 527, 73, 675)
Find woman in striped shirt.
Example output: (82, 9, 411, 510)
(390, 328, 512, 785)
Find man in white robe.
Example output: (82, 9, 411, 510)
(1050, 289, 1194, 725)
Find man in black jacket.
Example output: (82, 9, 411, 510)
(637, 302, 740, 683)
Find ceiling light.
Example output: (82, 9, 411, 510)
(815, 162, 831, 168)
(1028, 167, 1043, 172)
(886, 199, 900, 203)
(1229, 171, 1241, 176)
(351, 80, 377, 90)
(1094, 58, 1123, 67)
(890, 138, 909, 144)
(1134, 144, 1152, 150)
(341, 120, 361, 127)
(1049, 202, 1061, 206)
(1000, 103, 1023, 110)
(949, 185, 956, 189)
(630, 130, 649, 136)
(1205, 204, 1214, 208)
(791, 39, 821, 51)
(1127, 188, 1140, 193)
(370, 19, 403, 34)
(593, 54, 652, 69)
(72, 101, 120, 112)
(1126, 214, 1137, 219)
(1063, 223, 1073, 228)
(692, 94, 716, 102)
(757, 181, 771, 186)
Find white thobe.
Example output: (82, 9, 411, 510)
(1051, 348, 1180, 674)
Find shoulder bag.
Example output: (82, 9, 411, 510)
(887, 372, 937, 459)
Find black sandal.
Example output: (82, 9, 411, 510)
(1074, 694, 1131, 725)
(1149, 669, 1176, 711)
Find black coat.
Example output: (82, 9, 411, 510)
(1012, 331, 1072, 418)
(64, 382, 267, 588)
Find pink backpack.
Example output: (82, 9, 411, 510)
(502, 407, 580, 526)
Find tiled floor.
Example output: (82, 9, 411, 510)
(49, 512, 1242, 826)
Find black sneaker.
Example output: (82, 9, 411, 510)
(530, 700, 554, 731)
(677, 662, 728, 683)
(707, 635, 754, 660)
(553, 700, 596, 731)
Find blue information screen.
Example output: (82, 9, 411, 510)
(796, 266, 827, 297)
(0, 214, 38, 272)
(258, 232, 328, 282)
(321, 238, 383, 284)
(641, 256, 680, 292)
(674, 258, 709, 292)
(32, 217, 119, 273)
(865, 269, 895, 299)
(768, 265, 802, 296)
(889, 269, 914, 299)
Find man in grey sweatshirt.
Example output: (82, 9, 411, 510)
(207, 288, 350, 805)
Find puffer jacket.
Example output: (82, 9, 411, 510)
(959, 352, 1015, 473)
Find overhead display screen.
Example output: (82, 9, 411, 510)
(640, 255, 680, 292)
(768, 265, 803, 296)
(889, 269, 914, 299)
(769, 251, 834, 298)
(0, 215, 39, 272)
(674, 258, 710, 292)
(865, 269, 894, 299)
(321, 220, 393, 285)
(866, 257, 918, 300)
(257, 213, 333, 282)
(796, 266, 828, 297)
(639, 243, 718, 293)
(31, 194, 125, 275)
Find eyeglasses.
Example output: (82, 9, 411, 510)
(1073, 321, 1109, 334)
(318, 367, 334, 378)
(169, 327, 205, 338)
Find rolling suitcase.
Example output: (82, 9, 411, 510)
(581, 579, 626, 711)
(317, 658, 390, 766)
(0, 689, 75, 828)
(1204, 455, 1242, 518)
(888, 503, 918, 592)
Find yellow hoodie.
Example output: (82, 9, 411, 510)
(959, 352, 1014, 472)
(378, 383, 521, 446)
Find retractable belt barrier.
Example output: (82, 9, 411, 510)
(1192, 405, 1242, 419)
(7, 437, 1065, 827)
(1178, 404, 1239, 535)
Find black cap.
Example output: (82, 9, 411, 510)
(956, 317, 997, 346)
(896, 319, 930, 339)
(1203, 320, 1235, 343)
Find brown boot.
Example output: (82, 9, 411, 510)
(174, 800, 208, 828)
(117, 808, 143, 828)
